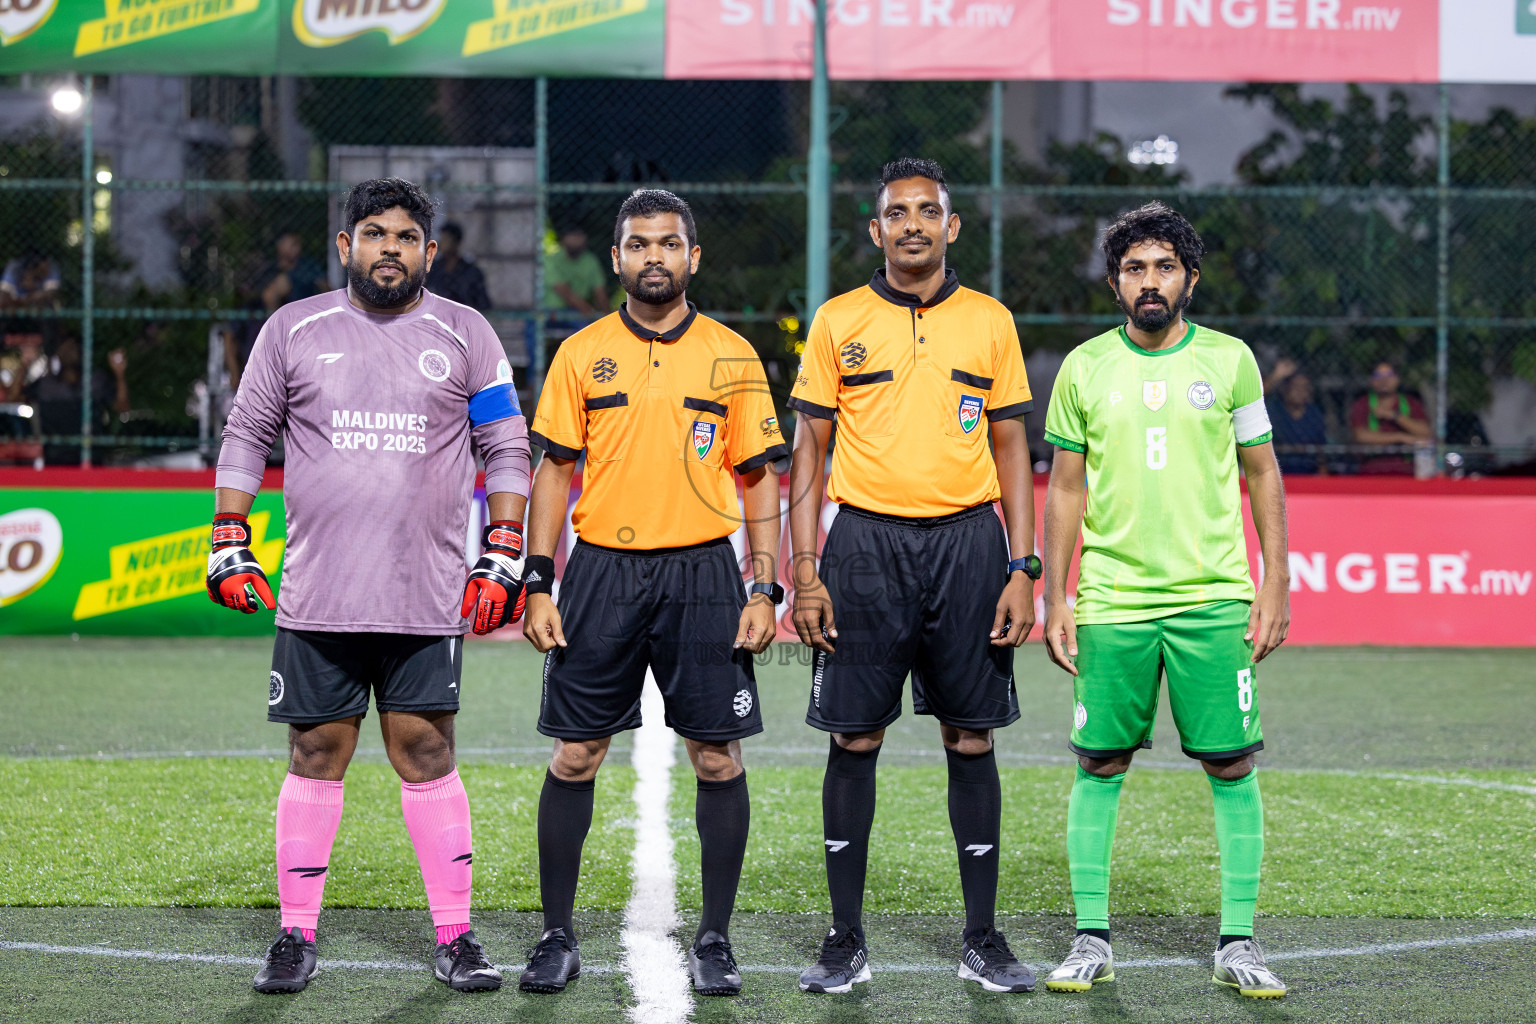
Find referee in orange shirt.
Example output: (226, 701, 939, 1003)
(789, 158, 1040, 995)
(516, 189, 787, 998)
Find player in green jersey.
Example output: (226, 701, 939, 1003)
(1039, 202, 1291, 1000)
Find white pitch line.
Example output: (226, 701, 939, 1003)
(7, 926, 1535, 976)
(618, 674, 692, 1024)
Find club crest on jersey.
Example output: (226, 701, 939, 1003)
(418, 349, 450, 382)
(269, 671, 285, 706)
(957, 394, 983, 434)
(1188, 380, 1215, 410)
(839, 341, 867, 369)
(1143, 380, 1168, 411)
(593, 357, 618, 383)
(692, 420, 716, 460)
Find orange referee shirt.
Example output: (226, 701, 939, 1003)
(788, 270, 1032, 517)
(531, 302, 788, 550)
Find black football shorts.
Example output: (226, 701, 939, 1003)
(805, 503, 1020, 734)
(267, 628, 464, 724)
(537, 538, 764, 743)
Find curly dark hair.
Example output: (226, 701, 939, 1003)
(875, 157, 950, 212)
(1102, 201, 1204, 283)
(341, 177, 437, 239)
(613, 189, 697, 249)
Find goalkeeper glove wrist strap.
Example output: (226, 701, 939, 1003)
(523, 554, 556, 596)
(211, 512, 252, 549)
(482, 520, 523, 555)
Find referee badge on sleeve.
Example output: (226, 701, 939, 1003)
(958, 394, 983, 434)
(692, 420, 717, 460)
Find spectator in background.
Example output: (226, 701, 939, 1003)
(257, 232, 327, 316)
(1265, 364, 1329, 475)
(1, 250, 61, 313)
(542, 225, 608, 318)
(29, 334, 130, 464)
(426, 221, 492, 311)
(1, 250, 61, 353)
(0, 333, 48, 402)
(1350, 361, 1431, 475)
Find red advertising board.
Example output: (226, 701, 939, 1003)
(1247, 491, 1536, 646)
(3, 470, 1531, 645)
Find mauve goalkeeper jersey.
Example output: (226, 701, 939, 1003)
(217, 289, 530, 634)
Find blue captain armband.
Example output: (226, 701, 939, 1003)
(469, 380, 521, 427)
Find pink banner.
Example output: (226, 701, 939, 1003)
(1247, 492, 1536, 646)
(665, 0, 1052, 79)
(665, 0, 1441, 81)
(1053, 0, 1440, 82)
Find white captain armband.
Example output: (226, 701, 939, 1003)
(1233, 397, 1273, 447)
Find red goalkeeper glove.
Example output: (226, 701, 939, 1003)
(461, 520, 526, 635)
(205, 512, 275, 613)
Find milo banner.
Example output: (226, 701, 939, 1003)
(0, 485, 287, 636)
(2, 0, 1535, 81)
(0, 0, 667, 77)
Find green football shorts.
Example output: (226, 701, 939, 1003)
(1069, 600, 1263, 761)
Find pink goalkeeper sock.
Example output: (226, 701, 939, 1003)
(401, 769, 474, 930)
(436, 922, 471, 945)
(275, 773, 345, 934)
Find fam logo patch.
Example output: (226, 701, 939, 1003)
(1074, 700, 1088, 730)
(839, 342, 867, 369)
(733, 688, 754, 718)
(760, 416, 779, 437)
(1187, 380, 1215, 410)
(957, 394, 983, 434)
(1143, 379, 1168, 412)
(692, 420, 717, 460)
(418, 349, 450, 382)
(269, 671, 285, 706)
(592, 357, 618, 383)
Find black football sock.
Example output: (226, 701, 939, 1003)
(538, 770, 594, 938)
(695, 771, 750, 944)
(946, 745, 1002, 937)
(823, 738, 881, 937)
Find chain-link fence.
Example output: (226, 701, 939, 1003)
(2, 76, 1534, 474)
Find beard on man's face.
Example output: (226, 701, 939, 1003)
(347, 253, 424, 309)
(621, 263, 691, 305)
(885, 231, 944, 274)
(1120, 280, 1191, 333)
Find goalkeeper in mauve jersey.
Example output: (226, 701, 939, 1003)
(1039, 202, 1292, 1000)
(210, 178, 530, 996)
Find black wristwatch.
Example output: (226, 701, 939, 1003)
(750, 581, 786, 603)
(1007, 555, 1043, 581)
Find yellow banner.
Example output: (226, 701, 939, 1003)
(75, 0, 261, 57)
(463, 0, 645, 55)
(73, 511, 284, 620)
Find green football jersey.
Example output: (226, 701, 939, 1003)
(1044, 321, 1273, 624)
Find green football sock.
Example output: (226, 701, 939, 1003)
(1066, 765, 1125, 932)
(1209, 769, 1264, 937)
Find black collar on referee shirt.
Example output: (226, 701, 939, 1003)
(869, 268, 960, 309)
(619, 299, 698, 342)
